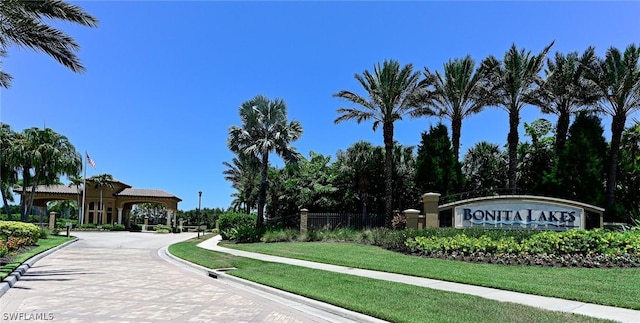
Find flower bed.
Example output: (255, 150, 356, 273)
(406, 229, 640, 268)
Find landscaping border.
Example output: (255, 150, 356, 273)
(0, 237, 78, 298)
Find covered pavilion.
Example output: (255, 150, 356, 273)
(14, 176, 181, 227)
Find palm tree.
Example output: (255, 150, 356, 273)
(334, 59, 424, 226)
(14, 127, 81, 220)
(419, 55, 490, 160)
(222, 154, 259, 214)
(68, 176, 83, 219)
(480, 42, 553, 191)
(227, 95, 303, 228)
(462, 141, 508, 192)
(0, 123, 18, 219)
(532, 48, 600, 154)
(583, 44, 640, 220)
(0, 0, 98, 88)
(335, 141, 382, 224)
(91, 173, 113, 225)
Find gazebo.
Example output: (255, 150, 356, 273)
(14, 176, 181, 227)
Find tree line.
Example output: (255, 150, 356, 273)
(225, 43, 640, 227)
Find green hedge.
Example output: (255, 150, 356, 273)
(218, 213, 257, 241)
(406, 229, 640, 256)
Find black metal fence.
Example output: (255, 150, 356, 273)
(307, 213, 385, 230)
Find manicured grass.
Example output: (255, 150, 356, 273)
(169, 238, 610, 323)
(0, 235, 74, 280)
(222, 241, 640, 310)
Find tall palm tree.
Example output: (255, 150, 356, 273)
(92, 173, 113, 225)
(583, 44, 640, 220)
(0, 0, 98, 88)
(419, 55, 490, 161)
(532, 48, 600, 154)
(227, 95, 303, 228)
(481, 42, 554, 191)
(334, 59, 424, 226)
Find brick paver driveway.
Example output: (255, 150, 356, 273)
(0, 232, 347, 322)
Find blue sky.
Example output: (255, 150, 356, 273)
(1, 1, 639, 211)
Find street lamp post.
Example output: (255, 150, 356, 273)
(197, 191, 202, 239)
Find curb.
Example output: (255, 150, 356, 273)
(161, 246, 386, 323)
(0, 237, 79, 298)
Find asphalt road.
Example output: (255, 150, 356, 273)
(0, 231, 357, 323)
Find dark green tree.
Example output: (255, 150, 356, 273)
(0, 0, 98, 88)
(334, 59, 425, 226)
(545, 113, 606, 206)
(415, 123, 460, 198)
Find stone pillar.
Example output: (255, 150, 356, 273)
(166, 210, 171, 226)
(403, 209, 420, 229)
(423, 193, 441, 228)
(300, 208, 308, 232)
(117, 208, 123, 224)
(143, 216, 149, 231)
(179, 219, 184, 231)
(49, 212, 57, 230)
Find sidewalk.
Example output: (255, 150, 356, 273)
(197, 235, 640, 323)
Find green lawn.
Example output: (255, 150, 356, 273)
(169, 238, 611, 323)
(222, 241, 640, 310)
(1, 235, 74, 280)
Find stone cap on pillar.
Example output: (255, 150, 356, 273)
(403, 209, 421, 215)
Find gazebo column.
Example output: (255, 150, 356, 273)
(166, 210, 171, 226)
(117, 208, 123, 224)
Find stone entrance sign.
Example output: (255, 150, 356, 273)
(455, 199, 584, 230)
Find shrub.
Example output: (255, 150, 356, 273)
(155, 225, 170, 233)
(78, 223, 97, 229)
(100, 224, 113, 231)
(407, 229, 640, 259)
(0, 221, 40, 245)
(262, 229, 300, 242)
(7, 236, 31, 251)
(0, 239, 7, 257)
(39, 226, 49, 239)
(55, 218, 78, 228)
(218, 213, 256, 240)
(110, 224, 126, 231)
(130, 224, 142, 232)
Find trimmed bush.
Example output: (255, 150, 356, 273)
(406, 229, 640, 267)
(218, 213, 256, 240)
(0, 221, 40, 245)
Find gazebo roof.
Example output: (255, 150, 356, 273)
(14, 185, 79, 194)
(116, 188, 182, 201)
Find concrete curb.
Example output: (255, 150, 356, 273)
(0, 237, 78, 299)
(160, 246, 386, 323)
